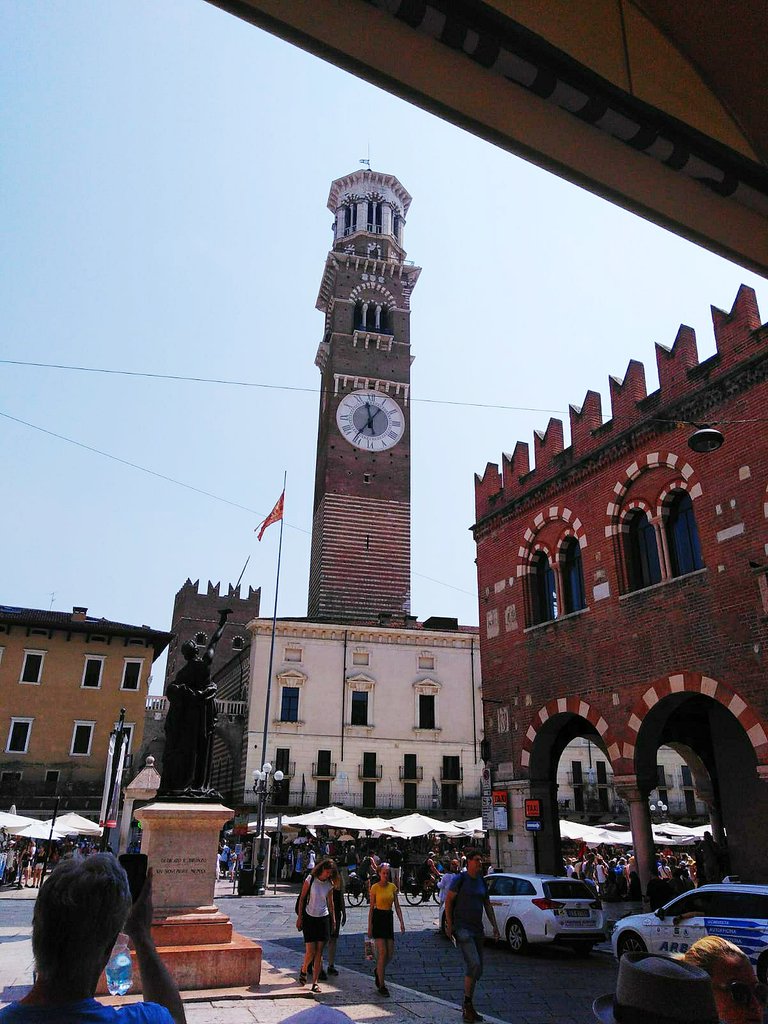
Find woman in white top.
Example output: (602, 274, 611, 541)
(296, 858, 336, 992)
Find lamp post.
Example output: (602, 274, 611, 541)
(252, 762, 284, 896)
(649, 800, 668, 821)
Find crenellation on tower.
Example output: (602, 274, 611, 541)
(474, 285, 766, 522)
(711, 284, 761, 363)
(608, 358, 647, 422)
(533, 417, 564, 470)
(164, 578, 261, 690)
(655, 324, 699, 392)
(569, 389, 603, 453)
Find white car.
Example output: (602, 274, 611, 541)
(480, 872, 605, 955)
(611, 884, 768, 981)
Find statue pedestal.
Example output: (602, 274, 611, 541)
(98, 801, 261, 994)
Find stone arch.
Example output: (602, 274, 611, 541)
(619, 671, 768, 768)
(656, 479, 693, 518)
(348, 282, 397, 307)
(605, 451, 702, 537)
(617, 498, 654, 532)
(516, 507, 588, 579)
(521, 696, 622, 769)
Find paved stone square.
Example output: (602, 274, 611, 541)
(0, 885, 620, 1024)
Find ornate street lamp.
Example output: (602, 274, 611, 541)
(252, 762, 284, 896)
(649, 800, 668, 821)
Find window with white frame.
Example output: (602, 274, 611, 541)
(346, 674, 375, 728)
(6, 718, 33, 753)
(276, 670, 306, 723)
(413, 680, 440, 730)
(81, 656, 105, 689)
(120, 659, 144, 691)
(20, 650, 45, 684)
(70, 721, 95, 756)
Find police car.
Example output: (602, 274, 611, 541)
(611, 884, 768, 981)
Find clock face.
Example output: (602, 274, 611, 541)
(336, 389, 405, 451)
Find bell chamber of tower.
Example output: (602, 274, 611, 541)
(308, 169, 421, 624)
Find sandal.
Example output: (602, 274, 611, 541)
(379, 984, 390, 997)
(311, 983, 321, 993)
(299, 970, 307, 985)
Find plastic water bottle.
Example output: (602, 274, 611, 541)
(105, 933, 133, 996)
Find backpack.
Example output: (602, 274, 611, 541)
(295, 874, 313, 915)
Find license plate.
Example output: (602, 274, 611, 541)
(566, 909, 589, 918)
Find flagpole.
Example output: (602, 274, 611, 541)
(260, 472, 286, 769)
(255, 472, 286, 896)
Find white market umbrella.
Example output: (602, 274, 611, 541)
(53, 812, 102, 837)
(384, 813, 465, 838)
(450, 817, 484, 836)
(0, 811, 36, 831)
(288, 806, 391, 832)
(11, 820, 69, 840)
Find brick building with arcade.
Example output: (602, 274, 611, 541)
(473, 285, 768, 888)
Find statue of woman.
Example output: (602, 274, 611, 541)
(159, 608, 232, 797)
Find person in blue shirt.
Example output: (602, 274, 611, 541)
(0, 853, 185, 1024)
(444, 849, 499, 1024)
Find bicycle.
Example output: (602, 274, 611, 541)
(402, 873, 441, 905)
(345, 870, 367, 907)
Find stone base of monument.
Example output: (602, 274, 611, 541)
(97, 800, 261, 994)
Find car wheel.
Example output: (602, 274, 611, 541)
(757, 953, 768, 985)
(616, 932, 647, 957)
(506, 918, 528, 954)
(571, 942, 595, 957)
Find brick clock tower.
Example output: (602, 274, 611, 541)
(308, 169, 421, 622)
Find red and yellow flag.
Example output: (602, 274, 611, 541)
(256, 491, 284, 541)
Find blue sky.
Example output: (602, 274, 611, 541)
(3, 2, 767, 689)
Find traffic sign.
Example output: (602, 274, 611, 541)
(524, 819, 543, 832)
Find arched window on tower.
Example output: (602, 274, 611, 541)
(343, 203, 356, 236)
(665, 491, 704, 577)
(367, 201, 382, 233)
(529, 551, 557, 625)
(561, 538, 586, 614)
(624, 510, 662, 591)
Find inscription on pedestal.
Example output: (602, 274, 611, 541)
(155, 855, 208, 878)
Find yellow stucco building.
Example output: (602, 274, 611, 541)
(0, 604, 170, 819)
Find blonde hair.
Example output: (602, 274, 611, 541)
(683, 936, 748, 975)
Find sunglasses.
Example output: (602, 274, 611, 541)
(716, 981, 768, 1007)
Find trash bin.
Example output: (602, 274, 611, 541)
(238, 867, 255, 896)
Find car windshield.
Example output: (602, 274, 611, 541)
(545, 880, 595, 900)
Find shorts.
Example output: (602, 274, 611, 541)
(455, 927, 484, 980)
(302, 912, 330, 944)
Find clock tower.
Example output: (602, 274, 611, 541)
(308, 169, 420, 622)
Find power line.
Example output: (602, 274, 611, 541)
(0, 358, 575, 417)
(1, 357, 763, 423)
(0, 409, 474, 598)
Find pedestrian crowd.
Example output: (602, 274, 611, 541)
(564, 831, 727, 907)
(1, 835, 763, 1024)
(0, 831, 100, 888)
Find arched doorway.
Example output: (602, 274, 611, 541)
(632, 687, 768, 882)
(527, 708, 619, 875)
